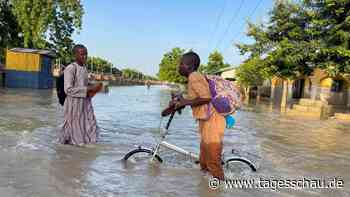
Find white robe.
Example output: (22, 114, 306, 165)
(59, 62, 98, 145)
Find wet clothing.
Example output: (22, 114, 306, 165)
(186, 72, 226, 180)
(59, 62, 98, 145)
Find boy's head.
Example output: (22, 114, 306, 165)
(73, 44, 88, 66)
(179, 51, 200, 77)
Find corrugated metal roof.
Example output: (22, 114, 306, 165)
(211, 66, 236, 74)
(219, 66, 236, 73)
(10, 48, 56, 58)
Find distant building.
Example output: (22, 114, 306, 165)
(271, 69, 350, 107)
(270, 69, 350, 119)
(220, 67, 236, 81)
(112, 67, 122, 77)
(5, 48, 56, 89)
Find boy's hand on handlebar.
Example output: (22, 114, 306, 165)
(169, 97, 187, 110)
(174, 97, 188, 109)
(162, 97, 187, 117)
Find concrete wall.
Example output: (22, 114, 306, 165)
(319, 77, 349, 105)
(260, 69, 350, 110)
(303, 78, 312, 98)
(271, 78, 284, 106)
(319, 88, 348, 105)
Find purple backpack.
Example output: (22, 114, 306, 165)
(206, 75, 242, 116)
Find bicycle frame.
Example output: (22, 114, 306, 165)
(151, 141, 199, 162)
(150, 112, 200, 162)
(125, 111, 257, 172)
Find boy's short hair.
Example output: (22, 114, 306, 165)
(180, 51, 200, 71)
(72, 44, 87, 54)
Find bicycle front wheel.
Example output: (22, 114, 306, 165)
(123, 148, 163, 164)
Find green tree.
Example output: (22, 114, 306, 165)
(47, 0, 83, 65)
(304, 0, 350, 76)
(238, 1, 314, 78)
(121, 68, 147, 80)
(202, 51, 229, 74)
(11, 0, 83, 62)
(0, 0, 22, 62)
(237, 1, 314, 107)
(236, 0, 350, 106)
(11, 0, 53, 48)
(198, 64, 207, 73)
(236, 58, 270, 88)
(235, 57, 271, 101)
(158, 47, 186, 83)
(87, 56, 114, 74)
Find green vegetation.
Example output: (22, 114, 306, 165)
(200, 51, 230, 75)
(0, 0, 22, 62)
(236, 0, 350, 84)
(0, 0, 154, 80)
(122, 68, 157, 80)
(157, 48, 231, 83)
(87, 56, 115, 74)
(86, 57, 156, 80)
(3, 0, 349, 83)
(304, 0, 350, 76)
(157, 47, 186, 83)
(235, 57, 270, 88)
(235, 0, 350, 105)
(11, 0, 83, 65)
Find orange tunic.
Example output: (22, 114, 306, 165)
(186, 72, 226, 180)
(186, 72, 226, 143)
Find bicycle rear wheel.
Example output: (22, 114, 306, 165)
(225, 157, 257, 172)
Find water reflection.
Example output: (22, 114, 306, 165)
(0, 86, 349, 196)
(49, 145, 100, 197)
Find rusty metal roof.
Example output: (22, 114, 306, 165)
(9, 48, 56, 57)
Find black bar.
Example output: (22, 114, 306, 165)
(165, 112, 175, 130)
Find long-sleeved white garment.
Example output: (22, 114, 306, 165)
(59, 62, 98, 145)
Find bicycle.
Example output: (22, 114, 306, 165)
(122, 111, 257, 172)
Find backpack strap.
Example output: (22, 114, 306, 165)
(204, 74, 209, 83)
(71, 62, 78, 87)
(202, 74, 213, 120)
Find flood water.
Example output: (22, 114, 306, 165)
(0, 86, 349, 197)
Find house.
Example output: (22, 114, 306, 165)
(271, 69, 350, 118)
(220, 67, 236, 81)
(221, 67, 272, 99)
(112, 67, 122, 77)
(210, 66, 237, 81)
(5, 48, 56, 89)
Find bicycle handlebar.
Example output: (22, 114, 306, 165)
(165, 111, 175, 130)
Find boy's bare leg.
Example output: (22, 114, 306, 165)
(207, 142, 225, 180)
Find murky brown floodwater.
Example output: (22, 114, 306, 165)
(0, 86, 349, 197)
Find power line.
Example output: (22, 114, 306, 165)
(208, 0, 228, 49)
(223, 0, 263, 53)
(214, 0, 245, 51)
